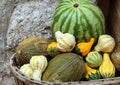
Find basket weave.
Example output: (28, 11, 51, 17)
(10, 53, 120, 85)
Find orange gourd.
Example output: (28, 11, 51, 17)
(75, 38, 94, 56)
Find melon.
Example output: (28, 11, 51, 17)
(15, 37, 50, 66)
(42, 53, 86, 82)
(51, 0, 105, 43)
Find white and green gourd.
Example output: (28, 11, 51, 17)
(20, 64, 33, 78)
(86, 51, 103, 68)
(94, 34, 115, 53)
(30, 55, 48, 80)
(55, 31, 76, 52)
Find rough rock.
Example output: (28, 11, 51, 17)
(6, 0, 61, 50)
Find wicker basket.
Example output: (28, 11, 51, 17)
(10, 54, 120, 85)
(10, 0, 120, 85)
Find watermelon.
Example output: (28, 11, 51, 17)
(51, 0, 105, 43)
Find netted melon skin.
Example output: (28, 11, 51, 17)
(16, 37, 51, 66)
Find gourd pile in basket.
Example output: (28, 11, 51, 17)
(15, 0, 120, 82)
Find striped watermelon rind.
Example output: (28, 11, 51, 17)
(51, 0, 105, 43)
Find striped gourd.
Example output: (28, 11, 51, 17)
(51, 0, 105, 43)
(86, 51, 102, 68)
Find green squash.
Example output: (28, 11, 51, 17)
(86, 51, 102, 68)
(42, 53, 86, 82)
(15, 37, 50, 66)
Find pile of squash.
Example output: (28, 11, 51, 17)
(15, 30, 120, 82)
(14, 0, 120, 83)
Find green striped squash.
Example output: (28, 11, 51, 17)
(51, 0, 105, 43)
(86, 51, 102, 68)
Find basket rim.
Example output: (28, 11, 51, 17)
(10, 53, 120, 85)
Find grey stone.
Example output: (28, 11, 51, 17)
(6, 0, 60, 50)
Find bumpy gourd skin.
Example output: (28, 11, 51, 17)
(20, 64, 33, 78)
(55, 31, 76, 52)
(94, 34, 115, 53)
(30, 55, 48, 80)
(99, 53, 115, 78)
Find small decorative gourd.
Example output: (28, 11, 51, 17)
(32, 70, 43, 81)
(99, 53, 115, 78)
(85, 63, 101, 80)
(75, 38, 94, 56)
(47, 42, 60, 57)
(94, 34, 115, 53)
(20, 64, 33, 78)
(55, 31, 76, 52)
(30, 55, 48, 80)
(111, 43, 120, 72)
(86, 51, 102, 68)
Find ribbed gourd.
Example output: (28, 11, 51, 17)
(99, 53, 115, 78)
(86, 51, 102, 68)
(55, 31, 76, 52)
(47, 42, 60, 57)
(75, 38, 94, 56)
(51, 0, 105, 43)
(15, 37, 50, 66)
(20, 64, 33, 78)
(111, 43, 120, 72)
(42, 53, 86, 82)
(30, 55, 48, 80)
(94, 34, 115, 53)
(85, 63, 101, 80)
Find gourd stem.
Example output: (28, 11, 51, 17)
(89, 38, 94, 46)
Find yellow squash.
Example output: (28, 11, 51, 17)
(85, 63, 101, 80)
(47, 42, 60, 57)
(99, 53, 115, 78)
